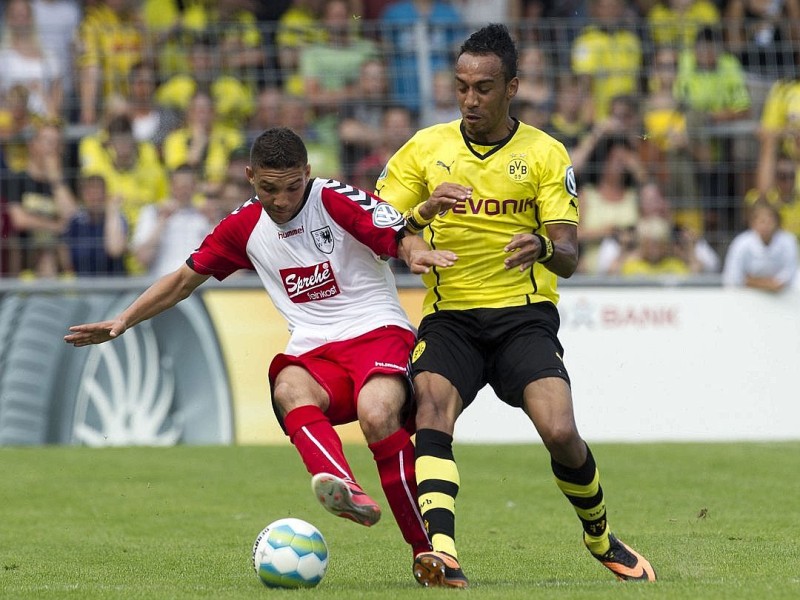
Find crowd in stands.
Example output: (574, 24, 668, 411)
(0, 0, 798, 290)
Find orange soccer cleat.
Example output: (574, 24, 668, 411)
(311, 473, 381, 527)
(587, 533, 657, 582)
(413, 551, 469, 588)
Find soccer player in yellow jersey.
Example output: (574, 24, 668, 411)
(376, 24, 656, 588)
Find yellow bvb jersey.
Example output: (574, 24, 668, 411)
(377, 119, 578, 315)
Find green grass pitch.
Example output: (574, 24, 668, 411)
(2, 442, 799, 599)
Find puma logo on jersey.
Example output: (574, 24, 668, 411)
(436, 160, 454, 174)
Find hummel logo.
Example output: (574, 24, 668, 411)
(436, 160, 454, 174)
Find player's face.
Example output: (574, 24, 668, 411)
(455, 52, 518, 144)
(247, 164, 311, 224)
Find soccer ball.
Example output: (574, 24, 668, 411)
(252, 517, 329, 588)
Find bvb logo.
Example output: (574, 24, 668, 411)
(411, 340, 426, 363)
(507, 157, 528, 182)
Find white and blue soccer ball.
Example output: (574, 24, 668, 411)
(252, 517, 329, 588)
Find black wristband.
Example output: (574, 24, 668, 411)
(533, 233, 554, 263)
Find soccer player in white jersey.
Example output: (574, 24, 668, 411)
(65, 127, 458, 570)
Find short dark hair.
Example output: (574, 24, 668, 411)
(459, 23, 518, 81)
(229, 145, 250, 163)
(171, 163, 197, 177)
(80, 173, 106, 189)
(106, 114, 133, 136)
(250, 127, 308, 170)
(696, 25, 721, 46)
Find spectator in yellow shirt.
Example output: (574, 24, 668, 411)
(79, 114, 168, 273)
(571, 0, 642, 121)
(4, 120, 77, 278)
(155, 32, 255, 129)
(647, 0, 721, 50)
(620, 216, 693, 276)
(276, 0, 326, 97)
(162, 90, 244, 196)
(642, 45, 701, 216)
(745, 154, 800, 241)
(756, 77, 800, 193)
(0, 85, 36, 173)
(76, 0, 143, 126)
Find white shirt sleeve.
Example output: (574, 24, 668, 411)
(132, 205, 159, 251)
(722, 234, 747, 287)
(773, 231, 799, 286)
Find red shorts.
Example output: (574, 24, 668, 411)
(269, 325, 415, 428)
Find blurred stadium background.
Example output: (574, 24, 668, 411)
(0, 0, 799, 446)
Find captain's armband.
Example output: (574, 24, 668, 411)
(403, 204, 435, 234)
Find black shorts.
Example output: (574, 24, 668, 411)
(411, 302, 570, 409)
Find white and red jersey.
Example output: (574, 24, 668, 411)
(189, 178, 413, 354)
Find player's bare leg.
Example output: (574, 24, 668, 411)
(274, 366, 382, 526)
(524, 377, 656, 582)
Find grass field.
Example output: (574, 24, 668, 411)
(2, 442, 799, 599)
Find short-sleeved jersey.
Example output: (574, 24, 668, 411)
(621, 256, 690, 277)
(155, 75, 255, 128)
(299, 39, 378, 93)
(189, 177, 413, 355)
(376, 119, 578, 315)
(162, 124, 244, 184)
(675, 51, 751, 113)
(647, 1, 720, 49)
(76, 5, 142, 100)
(78, 135, 169, 231)
(570, 26, 642, 120)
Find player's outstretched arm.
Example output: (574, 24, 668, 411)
(64, 264, 211, 347)
(397, 231, 457, 274)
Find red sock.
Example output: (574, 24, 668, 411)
(284, 405, 355, 483)
(369, 428, 432, 556)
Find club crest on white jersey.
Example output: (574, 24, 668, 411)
(312, 226, 334, 254)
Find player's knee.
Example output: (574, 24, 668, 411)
(540, 422, 581, 452)
(271, 380, 298, 415)
(358, 397, 403, 443)
(413, 375, 461, 432)
(272, 368, 327, 415)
